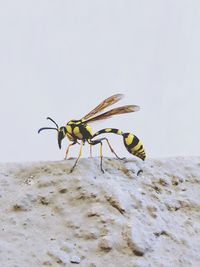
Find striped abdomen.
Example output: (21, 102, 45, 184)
(92, 128, 146, 161)
(122, 132, 146, 161)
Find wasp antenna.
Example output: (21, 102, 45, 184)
(46, 117, 59, 128)
(38, 127, 58, 134)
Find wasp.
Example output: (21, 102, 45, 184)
(38, 94, 146, 173)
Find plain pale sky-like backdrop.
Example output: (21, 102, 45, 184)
(0, 0, 200, 162)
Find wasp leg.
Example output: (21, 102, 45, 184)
(88, 139, 105, 173)
(103, 138, 125, 160)
(64, 141, 77, 160)
(100, 142, 104, 173)
(70, 141, 84, 173)
(91, 136, 125, 160)
(90, 144, 93, 158)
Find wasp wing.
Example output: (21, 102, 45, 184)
(84, 105, 140, 123)
(81, 94, 124, 121)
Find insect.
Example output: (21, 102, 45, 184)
(38, 94, 146, 173)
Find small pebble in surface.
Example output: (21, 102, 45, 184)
(70, 255, 81, 264)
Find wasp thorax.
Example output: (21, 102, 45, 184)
(67, 120, 81, 125)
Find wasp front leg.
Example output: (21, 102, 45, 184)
(64, 141, 77, 160)
(70, 141, 84, 173)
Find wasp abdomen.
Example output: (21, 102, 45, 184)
(92, 128, 146, 161)
(123, 133, 146, 161)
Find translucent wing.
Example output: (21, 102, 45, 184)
(82, 94, 124, 121)
(84, 105, 140, 123)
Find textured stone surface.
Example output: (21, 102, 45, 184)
(0, 157, 200, 266)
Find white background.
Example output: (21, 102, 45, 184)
(0, 0, 199, 162)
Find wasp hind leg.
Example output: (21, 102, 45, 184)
(91, 136, 125, 161)
(104, 138, 125, 160)
(88, 137, 124, 173)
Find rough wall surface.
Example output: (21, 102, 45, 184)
(0, 157, 200, 267)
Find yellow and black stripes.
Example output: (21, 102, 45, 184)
(122, 133, 146, 161)
(92, 128, 123, 138)
(92, 128, 146, 161)
(65, 121, 93, 141)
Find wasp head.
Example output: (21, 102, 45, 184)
(57, 126, 67, 149)
(38, 117, 66, 149)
